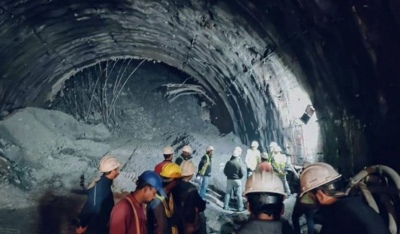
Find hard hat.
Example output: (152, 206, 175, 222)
(180, 160, 197, 176)
(138, 170, 162, 192)
(269, 142, 278, 148)
(163, 146, 174, 155)
(206, 145, 215, 152)
(182, 145, 192, 154)
(99, 155, 121, 172)
(251, 141, 259, 147)
(243, 171, 286, 197)
(261, 152, 269, 159)
(160, 162, 182, 178)
(232, 147, 242, 157)
(299, 162, 342, 197)
(274, 146, 282, 152)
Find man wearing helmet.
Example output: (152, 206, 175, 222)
(299, 162, 390, 234)
(154, 146, 175, 174)
(245, 141, 261, 178)
(197, 145, 214, 200)
(148, 162, 182, 234)
(268, 142, 291, 195)
(76, 155, 121, 234)
(173, 160, 206, 234)
(238, 171, 294, 234)
(175, 145, 193, 166)
(223, 147, 245, 211)
(109, 171, 162, 234)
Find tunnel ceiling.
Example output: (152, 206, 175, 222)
(1, 0, 400, 173)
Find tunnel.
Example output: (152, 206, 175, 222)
(0, 0, 399, 233)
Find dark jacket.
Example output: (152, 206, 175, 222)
(198, 153, 212, 177)
(78, 175, 114, 234)
(237, 219, 295, 234)
(224, 156, 244, 180)
(319, 196, 390, 234)
(172, 181, 206, 234)
(175, 154, 193, 166)
(147, 191, 177, 234)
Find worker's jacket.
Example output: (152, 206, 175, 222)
(78, 175, 114, 234)
(268, 152, 287, 175)
(197, 153, 212, 177)
(245, 149, 261, 171)
(237, 218, 295, 234)
(224, 156, 244, 180)
(175, 154, 193, 166)
(154, 159, 172, 174)
(147, 191, 178, 234)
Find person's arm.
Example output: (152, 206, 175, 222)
(109, 201, 132, 234)
(223, 162, 229, 176)
(238, 161, 244, 179)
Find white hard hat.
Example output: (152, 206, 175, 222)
(243, 171, 286, 197)
(182, 145, 192, 154)
(251, 141, 259, 147)
(163, 146, 174, 155)
(275, 146, 282, 152)
(269, 142, 278, 148)
(99, 155, 121, 173)
(180, 160, 197, 176)
(300, 162, 342, 197)
(232, 147, 242, 157)
(261, 152, 269, 159)
(206, 145, 214, 152)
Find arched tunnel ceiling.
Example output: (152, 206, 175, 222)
(1, 0, 400, 174)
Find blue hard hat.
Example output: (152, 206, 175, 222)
(138, 170, 162, 192)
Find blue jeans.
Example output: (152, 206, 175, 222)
(199, 175, 210, 200)
(223, 179, 243, 210)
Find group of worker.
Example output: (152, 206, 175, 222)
(75, 142, 392, 234)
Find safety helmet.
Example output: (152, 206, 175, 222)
(251, 141, 259, 147)
(232, 147, 242, 157)
(206, 145, 215, 152)
(182, 145, 192, 154)
(261, 152, 269, 159)
(180, 160, 197, 176)
(163, 146, 174, 155)
(160, 162, 182, 178)
(299, 162, 342, 197)
(269, 142, 278, 148)
(99, 155, 121, 172)
(138, 170, 162, 192)
(243, 171, 286, 197)
(274, 146, 282, 152)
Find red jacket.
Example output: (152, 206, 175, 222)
(154, 160, 172, 174)
(109, 193, 147, 234)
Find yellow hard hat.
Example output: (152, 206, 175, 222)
(99, 155, 121, 172)
(180, 160, 197, 176)
(243, 171, 286, 197)
(299, 162, 342, 197)
(160, 162, 182, 178)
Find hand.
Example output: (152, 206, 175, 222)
(76, 226, 87, 234)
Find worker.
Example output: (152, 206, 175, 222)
(245, 141, 261, 178)
(291, 162, 316, 234)
(154, 146, 174, 174)
(257, 152, 273, 173)
(223, 146, 245, 211)
(268, 142, 291, 195)
(109, 170, 162, 234)
(175, 145, 193, 166)
(173, 160, 206, 234)
(76, 155, 121, 234)
(148, 162, 182, 234)
(300, 162, 390, 234)
(237, 171, 294, 234)
(196, 145, 214, 200)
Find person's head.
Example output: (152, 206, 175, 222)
(135, 170, 162, 203)
(232, 146, 242, 157)
(243, 171, 286, 220)
(300, 162, 345, 206)
(251, 141, 259, 150)
(182, 145, 192, 158)
(160, 162, 182, 192)
(99, 155, 121, 180)
(269, 142, 279, 153)
(163, 146, 174, 160)
(180, 160, 197, 181)
(261, 152, 269, 162)
(206, 145, 214, 156)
